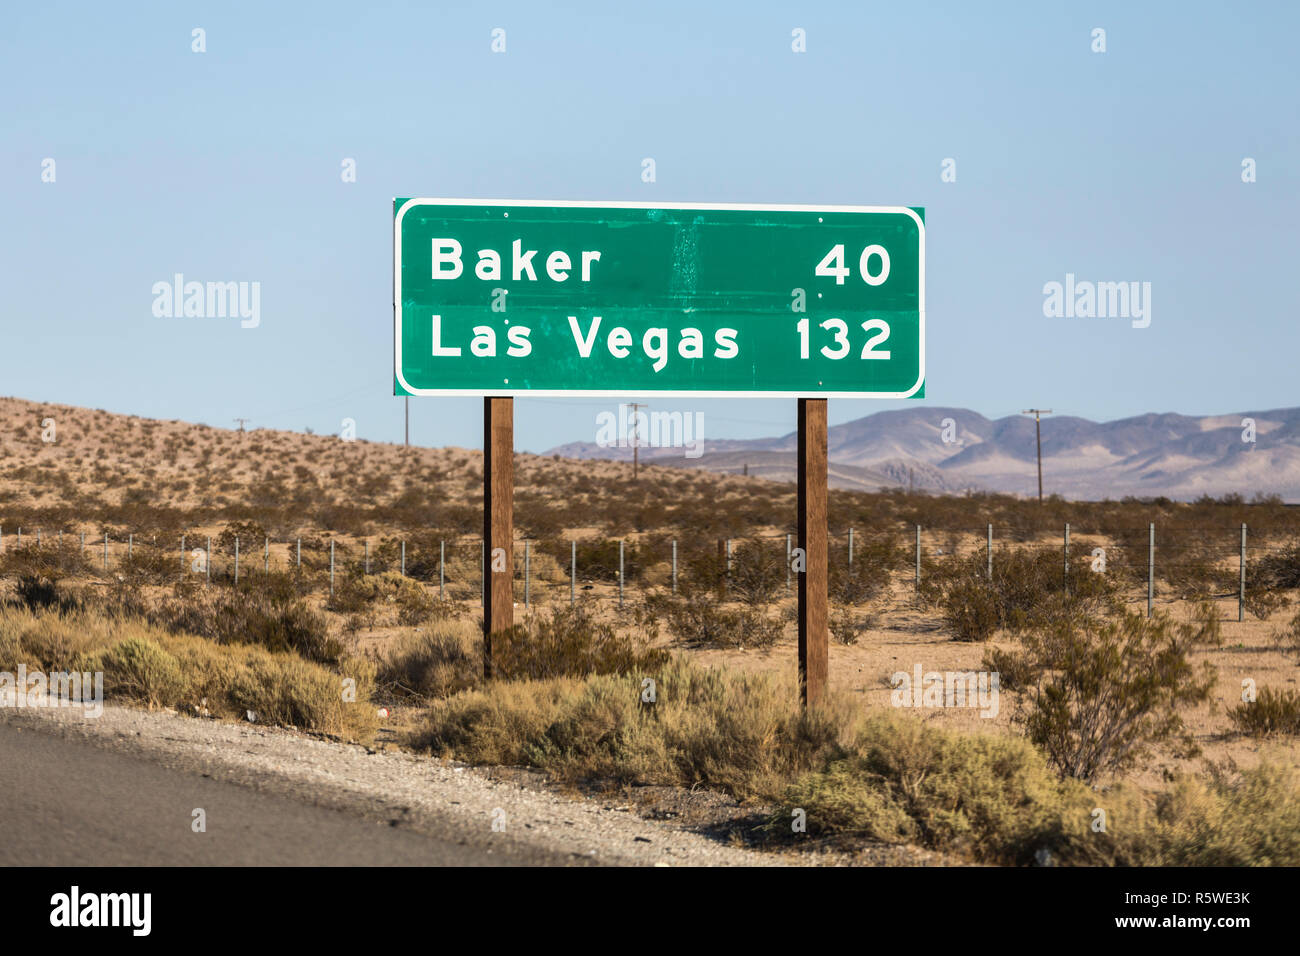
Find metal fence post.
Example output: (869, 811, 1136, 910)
(296, 538, 301, 568)
(364, 539, 370, 575)
(440, 539, 445, 599)
(848, 527, 854, 566)
(570, 540, 576, 605)
(264, 536, 269, 573)
(401, 540, 406, 576)
(618, 539, 625, 607)
(1063, 523, 1069, 587)
(524, 539, 531, 609)
(914, 525, 921, 589)
(206, 536, 211, 583)
(726, 538, 732, 575)
(1147, 523, 1155, 617)
(786, 533, 792, 590)
(234, 536, 240, 584)
(672, 538, 678, 595)
(987, 523, 993, 580)
(330, 540, 335, 597)
(1239, 523, 1247, 622)
(80, 531, 85, 552)
(181, 534, 186, 570)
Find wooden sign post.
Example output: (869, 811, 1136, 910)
(797, 398, 828, 708)
(483, 396, 514, 678)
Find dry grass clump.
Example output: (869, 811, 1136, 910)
(493, 601, 669, 681)
(379, 602, 668, 701)
(776, 711, 1101, 863)
(0, 540, 91, 581)
(776, 713, 1300, 866)
(646, 590, 784, 649)
(150, 575, 341, 664)
(1273, 608, 1300, 660)
(378, 619, 482, 701)
(409, 649, 1300, 865)
(411, 656, 845, 797)
(0, 605, 377, 741)
(1230, 686, 1300, 737)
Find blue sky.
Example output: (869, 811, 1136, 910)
(2, 1, 1297, 452)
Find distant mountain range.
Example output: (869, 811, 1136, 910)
(545, 407, 1300, 501)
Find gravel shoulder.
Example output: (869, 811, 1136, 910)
(1, 700, 806, 866)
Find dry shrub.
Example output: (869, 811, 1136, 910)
(95, 635, 187, 708)
(652, 591, 783, 649)
(1273, 609, 1300, 660)
(0, 605, 376, 740)
(0, 540, 90, 581)
(492, 601, 668, 681)
(216, 520, 267, 554)
(0, 607, 102, 671)
(152, 576, 340, 664)
(1119, 760, 1300, 866)
(776, 711, 1099, 864)
(1229, 687, 1300, 737)
(524, 550, 565, 584)
(391, 577, 458, 627)
(379, 620, 482, 700)
(936, 547, 1123, 642)
(726, 538, 785, 605)
(829, 606, 876, 646)
(568, 537, 641, 583)
(1249, 542, 1300, 590)
(411, 656, 844, 797)
(776, 711, 1300, 865)
(831, 537, 897, 606)
(642, 560, 673, 588)
(996, 610, 1218, 781)
(942, 577, 1002, 642)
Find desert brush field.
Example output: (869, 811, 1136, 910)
(3, 394, 1299, 865)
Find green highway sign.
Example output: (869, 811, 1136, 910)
(394, 199, 924, 398)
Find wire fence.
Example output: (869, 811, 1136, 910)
(1, 520, 1293, 622)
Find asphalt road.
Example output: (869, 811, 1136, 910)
(0, 723, 565, 866)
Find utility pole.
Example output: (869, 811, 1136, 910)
(405, 395, 409, 448)
(627, 402, 647, 479)
(1021, 409, 1053, 503)
(233, 418, 250, 433)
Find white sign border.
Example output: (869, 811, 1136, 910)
(394, 197, 925, 399)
